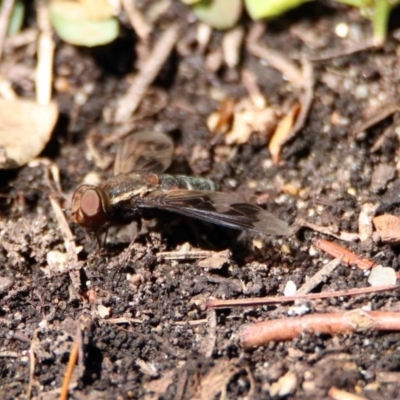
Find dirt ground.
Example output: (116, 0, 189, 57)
(2, 1, 400, 399)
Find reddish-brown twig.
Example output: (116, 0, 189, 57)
(60, 328, 81, 400)
(313, 238, 375, 270)
(206, 284, 398, 309)
(240, 310, 400, 349)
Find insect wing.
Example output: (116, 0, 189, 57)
(141, 190, 291, 236)
(114, 131, 174, 175)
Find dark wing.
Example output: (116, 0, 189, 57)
(140, 190, 291, 236)
(114, 131, 174, 175)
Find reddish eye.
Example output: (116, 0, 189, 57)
(81, 189, 101, 218)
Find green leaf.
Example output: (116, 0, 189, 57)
(244, 0, 312, 19)
(50, 0, 119, 47)
(193, 0, 242, 30)
(1, 0, 25, 35)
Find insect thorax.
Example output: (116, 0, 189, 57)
(158, 174, 218, 191)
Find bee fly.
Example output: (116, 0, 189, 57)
(71, 131, 291, 241)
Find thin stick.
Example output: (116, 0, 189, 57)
(298, 218, 359, 242)
(26, 328, 39, 399)
(60, 328, 81, 400)
(35, 0, 55, 106)
(49, 195, 77, 257)
(121, 0, 151, 41)
(285, 58, 314, 145)
(199, 309, 217, 357)
(240, 310, 400, 348)
(158, 249, 229, 261)
(308, 38, 376, 61)
(114, 24, 179, 123)
(313, 238, 375, 270)
(247, 23, 302, 88)
(351, 102, 400, 137)
(206, 284, 399, 309)
(296, 257, 341, 295)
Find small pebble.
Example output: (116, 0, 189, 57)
(368, 265, 397, 287)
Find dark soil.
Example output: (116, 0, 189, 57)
(2, 2, 400, 399)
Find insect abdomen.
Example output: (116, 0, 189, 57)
(159, 174, 218, 191)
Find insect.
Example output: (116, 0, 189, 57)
(71, 131, 291, 240)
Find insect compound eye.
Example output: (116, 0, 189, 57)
(71, 186, 108, 229)
(81, 189, 102, 218)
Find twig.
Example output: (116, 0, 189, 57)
(328, 386, 367, 400)
(298, 218, 359, 242)
(313, 238, 375, 270)
(4, 27, 37, 50)
(351, 102, 400, 137)
(26, 328, 39, 399)
(158, 249, 230, 261)
(0, 0, 15, 61)
(114, 24, 180, 123)
(240, 310, 400, 348)
(206, 284, 399, 309)
(35, 0, 55, 106)
(308, 39, 376, 61)
(296, 258, 341, 295)
(121, 0, 151, 41)
(60, 327, 81, 400)
(247, 23, 303, 88)
(285, 58, 314, 145)
(0, 351, 18, 357)
(49, 195, 77, 257)
(199, 309, 217, 358)
(173, 319, 207, 326)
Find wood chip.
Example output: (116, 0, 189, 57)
(269, 103, 300, 164)
(198, 250, 231, 270)
(373, 214, 400, 243)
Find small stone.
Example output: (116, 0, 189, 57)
(269, 371, 298, 397)
(370, 164, 396, 193)
(46, 250, 68, 272)
(368, 265, 397, 287)
(283, 280, 297, 296)
(97, 304, 111, 319)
